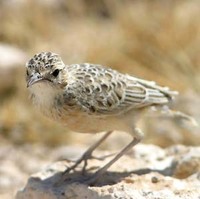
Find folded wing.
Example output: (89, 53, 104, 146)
(68, 63, 178, 115)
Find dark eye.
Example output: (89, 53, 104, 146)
(52, 69, 60, 77)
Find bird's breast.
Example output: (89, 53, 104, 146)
(29, 82, 134, 134)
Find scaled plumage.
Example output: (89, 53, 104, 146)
(26, 52, 180, 184)
(26, 52, 178, 124)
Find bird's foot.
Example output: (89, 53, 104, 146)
(54, 170, 101, 187)
(64, 150, 116, 176)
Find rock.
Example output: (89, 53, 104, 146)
(15, 144, 200, 199)
(167, 145, 200, 179)
(0, 144, 51, 199)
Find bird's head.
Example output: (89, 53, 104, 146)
(26, 52, 66, 88)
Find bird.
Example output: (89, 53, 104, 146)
(26, 51, 187, 185)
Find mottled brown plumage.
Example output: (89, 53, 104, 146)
(26, 52, 179, 184)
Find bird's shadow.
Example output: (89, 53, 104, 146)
(29, 160, 177, 188)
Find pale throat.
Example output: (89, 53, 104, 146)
(29, 81, 62, 110)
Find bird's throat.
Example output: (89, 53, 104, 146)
(29, 82, 62, 115)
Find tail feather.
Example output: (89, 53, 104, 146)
(159, 106, 198, 126)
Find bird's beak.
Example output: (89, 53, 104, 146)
(27, 73, 43, 88)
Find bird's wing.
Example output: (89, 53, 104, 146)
(123, 75, 178, 107)
(67, 63, 178, 116)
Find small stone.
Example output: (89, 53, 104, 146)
(151, 176, 159, 183)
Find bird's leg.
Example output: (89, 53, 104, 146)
(63, 131, 113, 176)
(85, 128, 144, 185)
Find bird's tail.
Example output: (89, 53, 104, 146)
(159, 106, 198, 126)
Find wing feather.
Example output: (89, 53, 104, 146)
(123, 75, 178, 108)
(67, 63, 178, 116)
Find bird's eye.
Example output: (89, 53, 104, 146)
(52, 69, 60, 77)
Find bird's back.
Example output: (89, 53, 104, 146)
(64, 63, 178, 116)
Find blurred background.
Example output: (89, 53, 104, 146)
(0, 0, 200, 197)
(0, 0, 199, 148)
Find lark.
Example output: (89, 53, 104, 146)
(26, 52, 195, 184)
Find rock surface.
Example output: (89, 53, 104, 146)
(15, 144, 200, 199)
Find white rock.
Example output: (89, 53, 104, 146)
(15, 145, 200, 199)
